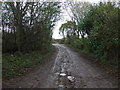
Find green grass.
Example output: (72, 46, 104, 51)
(2, 46, 55, 80)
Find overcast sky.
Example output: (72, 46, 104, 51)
(52, 0, 116, 39)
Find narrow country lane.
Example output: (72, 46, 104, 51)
(3, 44, 118, 88)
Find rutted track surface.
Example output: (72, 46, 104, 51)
(3, 44, 118, 88)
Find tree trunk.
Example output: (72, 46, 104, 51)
(16, 24, 25, 52)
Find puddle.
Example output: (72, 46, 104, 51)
(55, 72, 60, 75)
(58, 84, 64, 88)
(60, 73, 66, 76)
(67, 76, 75, 82)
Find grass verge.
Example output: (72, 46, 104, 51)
(2, 46, 55, 81)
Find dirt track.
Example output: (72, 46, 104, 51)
(3, 44, 118, 88)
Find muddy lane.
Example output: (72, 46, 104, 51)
(3, 44, 118, 88)
(42, 44, 118, 88)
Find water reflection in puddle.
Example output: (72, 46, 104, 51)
(55, 72, 60, 75)
(60, 73, 66, 76)
(67, 76, 75, 82)
(58, 84, 64, 88)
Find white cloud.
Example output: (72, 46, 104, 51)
(52, 21, 64, 39)
(52, 4, 71, 39)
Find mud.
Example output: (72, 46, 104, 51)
(3, 44, 118, 88)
